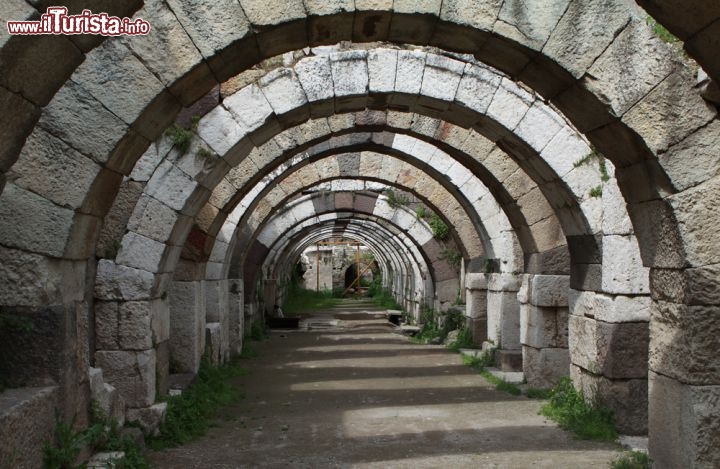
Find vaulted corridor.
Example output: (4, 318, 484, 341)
(1, 1, 719, 467)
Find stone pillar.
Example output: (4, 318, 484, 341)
(465, 273, 488, 346)
(205, 280, 229, 363)
(168, 281, 205, 373)
(228, 278, 244, 356)
(263, 278, 277, 316)
(486, 273, 522, 371)
(569, 289, 650, 435)
(647, 265, 720, 467)
(518, 274, 570, 389)
(94, 297, 168, 408)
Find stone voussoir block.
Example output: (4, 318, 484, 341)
(529, 274, 570, 307)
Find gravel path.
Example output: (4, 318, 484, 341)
(148, 300, 621, 468)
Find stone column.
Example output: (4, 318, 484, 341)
(518, 274, 570, 389)
(168, 280, 205, 373)
(205, 279, 229, 364)
(228, 278, 244, 356)
(647, 267, 720, 467)
(486, 273, 522, 371)
(94, 297, 169, 408)
(569, 290, 650, 435)
(465, 273, 488, 346)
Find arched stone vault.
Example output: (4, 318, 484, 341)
(261, 205, 436, 308)
(0, 1, 718, 467)
(239, 190, 462, 309)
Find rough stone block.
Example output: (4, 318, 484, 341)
(116, 232, 167, 275)
(144, 160, 200, 214)
(95, 260, 155, 301)
(495, 349, 523, 372)
(0, 182, 73, 257)
(89, 367, 125, 426)
(486, 273, 522, 292)
(205, 322, 223, 366)
(521, 304, 568, 348)
(72, 39, 166, 129)
(668, 175, 720, 268)
(258, 68, 308, 125)
(467, 317, 488, 346)
(542, 0, 631, 78)
(529, 274, 570, 307)
(572, 364, 648, 435)
(487, 289, 520, 350)
(602, 235, 650, 295)
(569, 315, 649, 379)
(649, 301, 720, 385)
(87, 452, 126, 469)
(95, 302, 119, 350)
(523, 346, 570, 389)
(0, 386, 59, 469)
(623, 68, 715, 155)
(169, 281, 206, 373)
(95, 350, 156, 408)
(367, 48, 397, 94)
(0, 246, 84, 307)
(648, 371, 720, 468)
(126, 402, 167, 437)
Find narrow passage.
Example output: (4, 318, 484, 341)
(149, 300, 620, 468)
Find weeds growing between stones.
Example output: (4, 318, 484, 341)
(611, 451, 652, 469)
(147, 357, 249, 450)
(540, 377, 617, 441)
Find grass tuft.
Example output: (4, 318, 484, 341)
(461, 353, 521, 395)
(147, 357, 248, 450)
(283, 287, 340, 315)
(447, 327, 475, 351)
(540, 377, 617, 441)
(428, 213, 449, 240)
(611, 451, 652, 469)
(526, 388, 552, 399)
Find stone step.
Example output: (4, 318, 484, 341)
(486, 368, 525, 384)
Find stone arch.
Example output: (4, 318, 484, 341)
(0, 2, 718, 466)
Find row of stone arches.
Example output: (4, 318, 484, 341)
(0, 1, 718, 467)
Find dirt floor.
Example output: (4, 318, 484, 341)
(148, 300, 622, 468)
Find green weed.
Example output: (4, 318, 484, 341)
(460, 353, 521, 395)
(589, 186, 603, 198)
(447, 327, 475, 351)
(646, 17, 680, 44)
(439, 248, 462, 268)
(147, 357, 248, 449)
(43, 414, 89, 469)
(526, 388, 552, 399)
(611, 451, 652, 469)
(428, 214, 449, 240)
(540, 377, 617, 441)
(385, 189, 410, 208)
(370, 288, 402, 309)
(283, 287, 340, 315)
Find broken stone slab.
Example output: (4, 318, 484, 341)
(87, 452, 125, 469)
(88, 367, 125, 426)
(126, 402, 167, 437)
